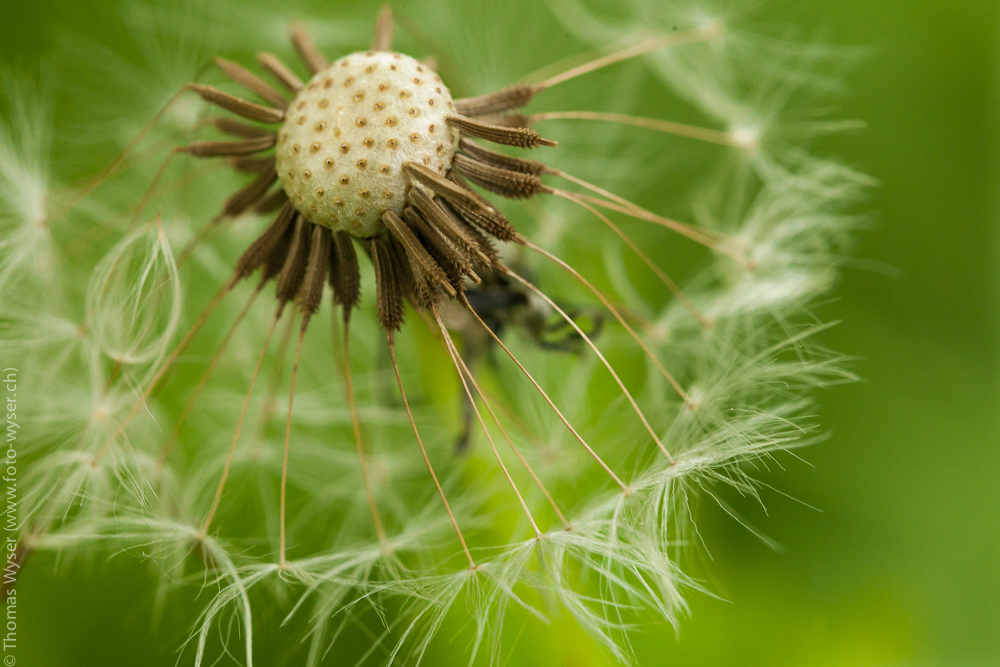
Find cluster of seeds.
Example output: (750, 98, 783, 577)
(276, 52, 457, 237)
(180, 29, 559, 333)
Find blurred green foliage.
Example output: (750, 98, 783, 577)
(5, 1, 998, 665)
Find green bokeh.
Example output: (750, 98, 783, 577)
(4, 1, 998, 665)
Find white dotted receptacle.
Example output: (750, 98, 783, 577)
(276, 51, 457, 238)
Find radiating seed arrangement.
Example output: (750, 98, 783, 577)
(156, 7, 720, 569)
(7, 3, 864, 665)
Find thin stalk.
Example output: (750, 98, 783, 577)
(279, 323, 307, 568)
(343, 317, 386, 543)
(458, 293, 631, 489)
(523, 238, 692, 406)
(505, 268, 673, 464)
(387, 332, 475, 569)
(529, 111, 741, 147)
(432, 309, 542, 539)
(199, 310, 282, 537)
(159, 286, 261, 466)
(530, 29, 721, 92)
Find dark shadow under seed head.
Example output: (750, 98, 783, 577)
(257, 210, 298, 288)
(408, 189, 493, 267)
(403, 206, 474, 277)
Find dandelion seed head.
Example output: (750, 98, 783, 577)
(276, 52, 457, 238)
(11, 2, 869, 663)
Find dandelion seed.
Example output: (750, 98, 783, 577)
(10, 3, 865, 665)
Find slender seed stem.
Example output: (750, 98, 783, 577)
(343, 317, 386, 543)
(47, 79, 201, 223)
(176, 212, 226, 267)
(529, 111, 741, 147)
(279, 323, 307, 568)
(541, 186, 713, 329)
(159, 287, 262, 466)
(530, 29, 721, 92)
(458, 290, 631, 489)
(129, 148, 180, 230)
(523, 238, 692, 410)
(199, 310, 282, 537)
(453, 297, 571, 528)
(544, 171, 726, 246)
(255, 309, 298, 437)
(432, 310, 542, 539)
(387, 333, 476, 569)
(505, 268, 673, 464)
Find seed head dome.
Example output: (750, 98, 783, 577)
(276, 52, 457, 238)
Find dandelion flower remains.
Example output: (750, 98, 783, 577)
(6, 2, 867, 665)
(135, 7, 722, 566)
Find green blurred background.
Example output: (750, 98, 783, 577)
(4, 1, 998, 665)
